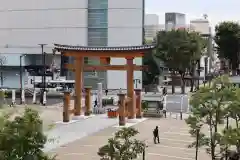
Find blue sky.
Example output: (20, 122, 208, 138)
(145, 0, 240, 27)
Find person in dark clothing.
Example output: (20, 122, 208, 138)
(105, 89, 108, 96)
(94, 98, 98, 107)
(153, 126, 160, 144)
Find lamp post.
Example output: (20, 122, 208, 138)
(133, 79, 141, 89)
(19, 55, 25, 104)
(38, 44, 47, 105)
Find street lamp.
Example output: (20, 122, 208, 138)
(38, 44, 47, 105)
(133, 79, 141, 88)
(19, 54, 25, 104)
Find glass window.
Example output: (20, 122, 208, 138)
(88, 0, 108, 9)
(88, 9, 108, 28)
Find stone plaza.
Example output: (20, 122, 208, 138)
(47, 113, 210, 160)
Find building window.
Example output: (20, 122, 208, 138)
(88, 0, 108, 9)
(88, 9, 108, 28)
(88, 28, 108, 46)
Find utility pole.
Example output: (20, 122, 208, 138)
(38, 44, 47, 104)
(19, 55, 25, 104)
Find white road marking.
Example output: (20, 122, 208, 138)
(168, 127, 190, 130)
(158, 137, 193, 143)
(153, 144, 205, 151)
(64, 153, 86, 156)
(148, 153, 194, 160)
(163, 132, 190, 136)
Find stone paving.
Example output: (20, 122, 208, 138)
(48, 114, 210, 160)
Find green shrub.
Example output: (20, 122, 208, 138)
(141, 101, 148, 110)
(0, 108, 56, 160)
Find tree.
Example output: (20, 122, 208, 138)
(215, 22, 240, 75)
(143, 50, 160, 86)
(185, 75, 233, 160)
(155, 29, 204, 93)
(0, 108, 56, 160)
(220, 86, 240, 159)
(98, 127, 146, 160)
(143, 39, 160, 87)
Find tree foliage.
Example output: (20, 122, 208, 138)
(215, 22, 240, 75)
(98, 127, 146, 160)
(143, 50, 160, 86)
(0, 108, 56, 160)
(155, 29, 205, 93)
(186, 75, 240, 159)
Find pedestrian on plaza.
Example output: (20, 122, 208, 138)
(153, 126, 160, 144)
(105, 89, 108, 96)
(94, 98, 98, 107)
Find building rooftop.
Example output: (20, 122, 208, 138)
(54, 44, 155, 52)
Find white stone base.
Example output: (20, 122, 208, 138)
(72, 115, 87, 120)
(55, 120, 79, 124)
(127, 118, 146, 123)
(113, 118, 148, 128)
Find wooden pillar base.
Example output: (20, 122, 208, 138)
(63, 112, 69, 122)
(119, 116, 126, 126)
(63, 91, 71, 122)
(118, 93, 126, 126)
(135, 89, 142, 119)
(84, 86, 92, 116)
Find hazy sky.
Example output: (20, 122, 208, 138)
(145, 0, 240, 27)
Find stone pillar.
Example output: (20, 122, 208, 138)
(74, 57, 83, 116)
(63, 91, 71, 122)
(97, 83, 103, 108)
(118, 93, 126, 126)
(21, 89, 25, 104)
(126, 57, 135, 119)
(32, 90, 37, 104)
(12, 90, 16, 104)
(84, 86, 92, 116)
(43, 91, 47, 106)
(135, 89, 142, 118)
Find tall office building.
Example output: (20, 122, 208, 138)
(165, 12, 186, 31)
(0, 0, 144, 89)
(144, 14, 164, 40)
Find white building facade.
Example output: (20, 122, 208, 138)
(144, 14, 164, 40)
(190, 18, 213, 78)
(0, 0, 145, 89)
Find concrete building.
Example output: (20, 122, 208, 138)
(189, 18, 214, 78)
(165, 12, 186, 31)
(0, 0, 145, 89)
(190, 18, 211, 35)
(144, 14, 164, 40)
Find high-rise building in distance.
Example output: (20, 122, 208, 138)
(165, 12, 186, 31)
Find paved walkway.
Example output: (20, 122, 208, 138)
(48, 116, 210, 160)
(44, 114, 118, 152)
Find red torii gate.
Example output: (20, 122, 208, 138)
(54, 44, 154, 122)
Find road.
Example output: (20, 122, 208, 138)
(165, 94, 190, 113)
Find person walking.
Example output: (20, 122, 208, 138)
(153, 126, 160, 144)
(94, 98, 98, 107)
(105, 89, 108, 96)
